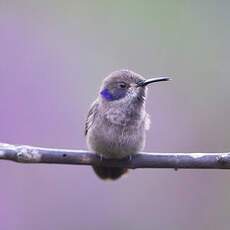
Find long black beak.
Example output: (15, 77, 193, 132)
(137, 77, 171, 87)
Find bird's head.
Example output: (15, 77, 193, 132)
(99, 70, 170, 105)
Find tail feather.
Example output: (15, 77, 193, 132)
(93, 166, 128, 180)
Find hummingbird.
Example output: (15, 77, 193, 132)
(85, 70, 170, 180)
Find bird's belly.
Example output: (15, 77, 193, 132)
(87, 122, 145, 159)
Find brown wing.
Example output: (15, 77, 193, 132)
(85, 100, 98, 136)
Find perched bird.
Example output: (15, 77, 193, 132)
(85, 70, 170, 180)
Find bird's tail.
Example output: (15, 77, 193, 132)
(93, 166, 128, 180)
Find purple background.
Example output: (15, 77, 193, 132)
(1, 1, 230, 230)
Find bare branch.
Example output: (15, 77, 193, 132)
(0, 143, 230, 169)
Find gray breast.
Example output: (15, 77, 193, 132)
(86, 106, 147, 159)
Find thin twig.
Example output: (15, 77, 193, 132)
(0, 143, 229, 169)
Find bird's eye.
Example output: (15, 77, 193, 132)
(119, 82, 127, 88)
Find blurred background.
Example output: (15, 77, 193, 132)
(0, 0, 230, 229)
